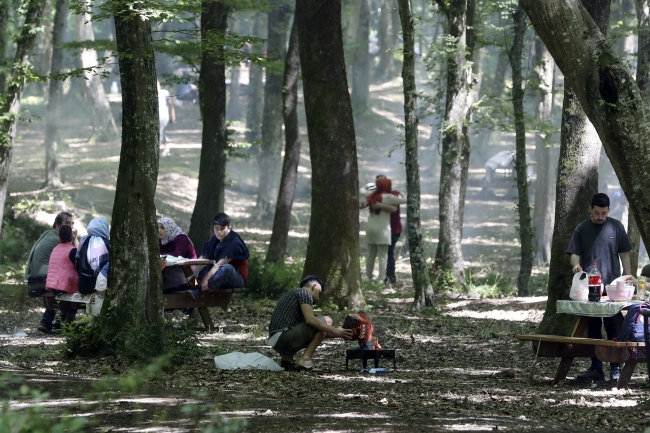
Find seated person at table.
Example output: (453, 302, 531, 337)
(268, 276, 353, 371)
(45, 225, 80, 323)
(26, 211, 77, 334)
(158, 217, 197, 291)
(194, 213, 249, 296)
(75, 217, 110, 295)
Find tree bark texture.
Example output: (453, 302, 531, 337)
(637, 0, 650, 100)
(522, 1, 650, 279)
(507, 3, 533, 296)
(75, 0, 119, 142)
(257, 3, 290, 220)
(530, 0, 610, 335)
(43, 0, 68, 189)
(245, 13, 265, 148)
(39, 1, 53, 102)
(344, 0, 362, 81)
(532, 38, 556, 265)
(376, 0, 396, 80)
(227, 15, 241, 121)
(188, 0, 229, 248)
(433, 0, 475, 289)
(98, 8, 164, 353)
(0, 0, 46, 241)
(350, 0, 370, 110)
(0, 2, 8, 93)
(267, 18, 301, 264)
(398, 0, 434, 310)
(296, 0, 363, 309)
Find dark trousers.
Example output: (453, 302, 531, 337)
(386, 233, 401, 283)
(207, 264, 245, 289)
(588, 316, 620, 370)
(41, 297, 75, 327)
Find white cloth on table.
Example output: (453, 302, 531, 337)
(556, 299, 643, 318)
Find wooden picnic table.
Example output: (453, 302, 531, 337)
(517, 299, 646, 388)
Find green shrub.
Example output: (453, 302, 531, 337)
(529, 273, 549, 296)
(466, 267, 514, 298)
(0, 201, 49, 280)
(245, 253, 303, 298)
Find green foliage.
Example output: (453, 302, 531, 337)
(429, 267, 460, 293)
(465, 267, 513, 298)
(245, 253, 303, 298)
(528, 272, 549, 297)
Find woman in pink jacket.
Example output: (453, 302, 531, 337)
(46, 225, 79, 322)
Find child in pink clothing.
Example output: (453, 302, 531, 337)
(46, 225, 79, 322)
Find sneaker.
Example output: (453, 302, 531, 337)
(576, 367, 605, 382)
(37, 321, 51, 334)
(51, 322, 63, 334)
(610, 366, 621, 382)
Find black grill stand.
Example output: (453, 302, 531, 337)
(346, 349, 396, 369)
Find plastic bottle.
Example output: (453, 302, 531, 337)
(588, 262, 602, 302)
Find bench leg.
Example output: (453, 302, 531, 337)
(553, 357, 574, 385)
(571, 317, 589, 338)
(198, 307, 214, 330)
(616, 361, 636, 388)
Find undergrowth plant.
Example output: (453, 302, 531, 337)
(245, 253, 303, 298)
(465, 267, 513, 298)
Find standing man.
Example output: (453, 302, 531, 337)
(158, 80, 176, 157)
(268, 275, 353, 371)
(567, 193, 633, 382)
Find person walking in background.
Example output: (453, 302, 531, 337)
(568, 192, 634, 382)
(158, 80, 176, 157)
(362, 177, 406, 283)
(25, 212, 77, 334)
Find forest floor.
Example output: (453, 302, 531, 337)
(2, 79, 650, 431)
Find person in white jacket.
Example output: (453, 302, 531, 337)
(361, 177, 406, 282)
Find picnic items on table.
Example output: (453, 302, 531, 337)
(588, 262, 602, 302)
(570, 272, 589, 301)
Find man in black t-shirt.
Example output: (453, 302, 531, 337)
(268, 275, 352, 371)
(567, 193, 634, 383)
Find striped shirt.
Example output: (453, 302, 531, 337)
(268, 288, 313, 336)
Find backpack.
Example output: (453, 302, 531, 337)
(617, 302, 650, 342)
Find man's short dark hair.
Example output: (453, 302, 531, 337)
(591, 193, 610, 208)
(300, 275, 325, 292)
(375, 174, 386, 180)
(58, 225, 73, 243)
(213, 212, 231, 227)
(641, 264, 650, 278)
(53, 211, 73, 229)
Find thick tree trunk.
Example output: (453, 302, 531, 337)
(0, 0, 46, 241)
(245, 13, 265, 148)
(529, 0, 610, 335)
(507, 3, 533, 296)
(432, 0, 475, 289)
(227, 15, 241, 121)
(350, 0, 370, 110)
(43, 0, 68, 189)
(532, 38, 556, 265)
(376, 0, 396, 80)
(97, 8, 163, 353)
(296, 0, 363, 308)
(398, 0, 434, 310)
(75, 0, 119, 143)
(522, 0, 650, 277)
(257, 4, 290, 221)
(188, 1, 229, 248)
(267, 19, 301, 264)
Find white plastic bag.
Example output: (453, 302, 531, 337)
(570, 271, 589, 301)
(214, 352, 284, 371)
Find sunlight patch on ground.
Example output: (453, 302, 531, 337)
(1, 337, 63, 346)
(316, 412, 390, 419)
(318, 374, 406, 384)
(440, 423, 498, 431)
(370, 107, 402, 125)
(462, 237, 520, 247)
(338, 393, 371, 400)
(446, 309, 543, 322)
(387, 298, 415, 304)
(561, 396, 637, 408)
(463, 222, 511, 229)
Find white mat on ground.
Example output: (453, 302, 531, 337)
(0, 328, 27, 338)
(214, 352, 284, 371)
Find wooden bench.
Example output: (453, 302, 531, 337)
(516, 334, 646, 388)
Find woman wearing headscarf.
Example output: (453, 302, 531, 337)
(364, 178, 406, 282)
(158, 217, 197, 291)
(75, 216, 110, 295)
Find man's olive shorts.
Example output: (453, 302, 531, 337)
(272, 318, 325, 354)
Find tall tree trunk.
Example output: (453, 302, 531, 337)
(188, 1, 229, 248)
(43, 0, 68, 188)
(296, 0, 363, 308)
(344, 0, 362, 81)
(0, 2, 8, 94)
(432, 0, 475, 289)
(227, 15, 241, 121)
(75, 0, 119, 143)
(92, 7, 164, 357)
(478, 43, 509, 148)
(256, 4, 290, 221)
(398, 0, 434, 310)
(376, 0, 396, 80)
(629, 0, 650, 276)
(507, 3, 533, 296)
(267, 18, 301, 264)
(0, 0, 46, 241)
(350, 0, 370, 110)
(527, 0, 610, 335)
(245, 13, 265, 148)
(39, 1, 53, 102)
(532, 38, 556, 265)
